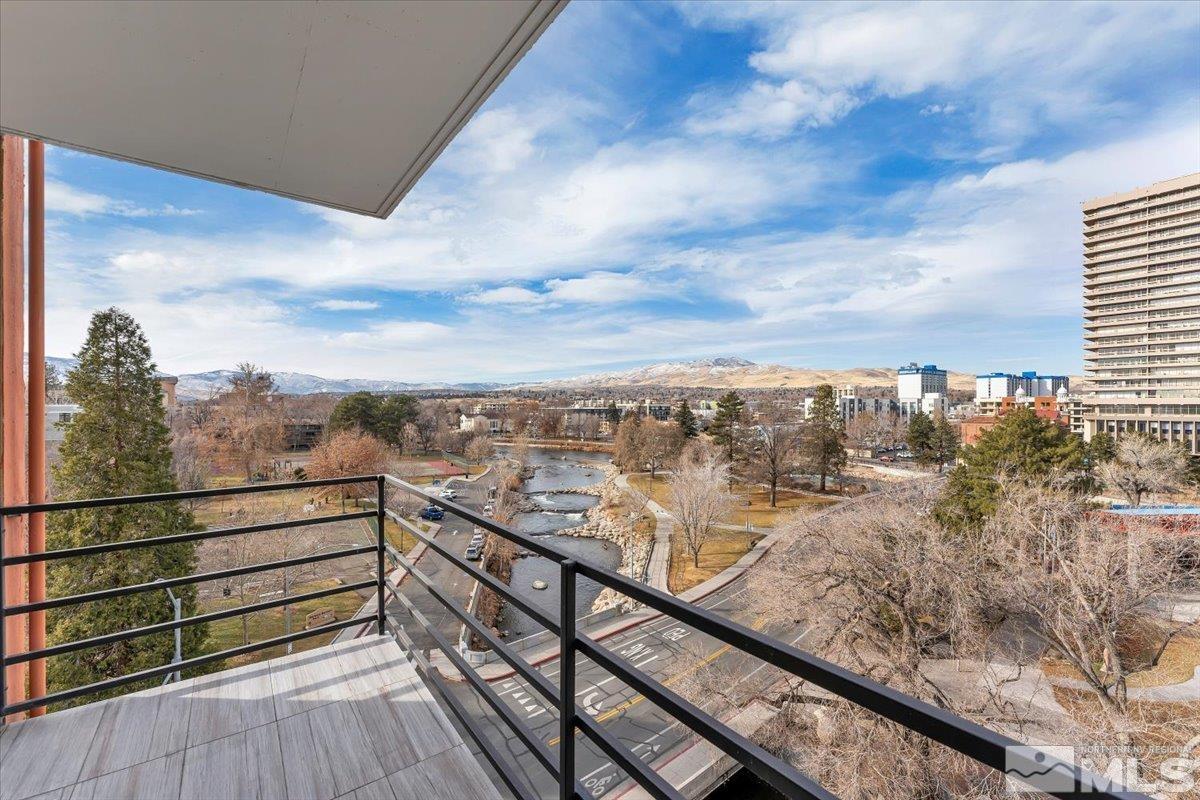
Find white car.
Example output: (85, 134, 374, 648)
(439, 488, 458, 499)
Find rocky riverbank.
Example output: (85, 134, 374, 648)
(556, 464, 654, 613)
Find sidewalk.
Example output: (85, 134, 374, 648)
(616, 472, 672, 594)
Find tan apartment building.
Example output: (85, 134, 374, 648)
(1082, 172, 1200, 455)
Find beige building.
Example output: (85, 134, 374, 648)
(1082, 172, 1200, 454)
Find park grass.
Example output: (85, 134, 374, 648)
(628, 473, 837, 528)
(1042, 631, 1200, 689)
(668, 527, 762, 595)
(201, 577, 370, 667)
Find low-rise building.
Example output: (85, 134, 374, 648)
(975, 371, 1069, 402)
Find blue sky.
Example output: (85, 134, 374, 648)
(42, 1, 1200, 382)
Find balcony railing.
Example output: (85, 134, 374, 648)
(1, 474, 1146, 800)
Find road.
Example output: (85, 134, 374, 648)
(388, 469, 872, 799)
(424, 529, 812, 799)
(388, 472, 498, 654)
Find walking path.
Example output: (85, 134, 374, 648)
(615, 472, 672, 594)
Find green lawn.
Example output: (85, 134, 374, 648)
(628, 473, 837, 528)
(202, 578, 369, 667)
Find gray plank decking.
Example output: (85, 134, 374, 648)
(0, 636, 501, 800)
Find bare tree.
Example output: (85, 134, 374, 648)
(748, 404, 804, 507)
(668, 448, 735, 567)
(981, 478, 1188, 746)
(306, 429, 390, 509)
(1097, 435, 1190, 507)
(465, 434, 494, 464)
(643, 419, 685, 482)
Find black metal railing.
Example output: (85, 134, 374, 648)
(377, 474, 1148, 800)
(1, 473, 1148, 800)
(0, 474, 387, 717)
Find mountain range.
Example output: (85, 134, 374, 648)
(44, 358, 506, 400)
(45, 355, 988, 397)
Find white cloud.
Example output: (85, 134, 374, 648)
(313, 299, 381, 311)
(46, 180, 201, 218)
(545, 271, 657, 304)
(682, 2, 1199, 143)
(687, 80, 860, 138)
(463, 286, 546, 306)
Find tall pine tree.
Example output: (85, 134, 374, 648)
(672, 399, 699, 438)
(48, 308, 207, 701)
(709, 391, 745, 485)
(803, 384, 846, 492)
(906, 411, 935, 463)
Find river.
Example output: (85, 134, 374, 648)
(495, 447, 622, 639)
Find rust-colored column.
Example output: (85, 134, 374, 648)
(1, 134, 29, 717)
(28, 140, 46, 715)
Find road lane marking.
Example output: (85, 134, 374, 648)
(546, 615, 766, 746)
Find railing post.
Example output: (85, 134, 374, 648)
(376, 475, 386, 636)
(559, 558, 576, 800)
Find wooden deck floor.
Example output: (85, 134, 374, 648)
(0, 635, 501, 800)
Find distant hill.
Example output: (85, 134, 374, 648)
(517, 357, 979, 391)
(43, 358, 506, 400)
(43, 355, 1082, 398)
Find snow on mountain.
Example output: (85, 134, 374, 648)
(43, 358, 505, 399)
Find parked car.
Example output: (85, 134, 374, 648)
(419, 506, 444, 521)
(879, 455, 895, 463)
(439, 488, 458, 499)
(465, 543, 482, 560)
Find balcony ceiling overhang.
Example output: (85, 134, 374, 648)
(0, 0, 565, 218)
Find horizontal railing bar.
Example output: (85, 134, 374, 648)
(577, 633, 837, 800)
(385, 583, 566, 783)
(386, 617, 540, 800)
(382, 557, 557, 706)
(575, 713, 683, 800)
(384, 475, 567, 563)
(6, 579, 376, 665)
(384, 509, 559, 633)
(573, 560, 1137, 799)
(2, 511, 374, 566)
(5, 544, 375, 615)
(1, 615, 370, 717)
(0, 474, 380, 516)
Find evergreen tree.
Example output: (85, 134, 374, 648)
(329, 391, 382, 435)
(605, 400, 621, 426)
(906, 411, 935, 463)
(673, 399, 699, 438)
(1086, 431, 1117, 466)
(937, 406, 1084, 530)
(930, 413, 959, 473)
(709, 391, 746, 484)
(49, 308, 206, 701)
(803, 384, 846, 491)
(328, 391, 417, 447)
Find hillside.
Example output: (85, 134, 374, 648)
(518, 358, 978, 391)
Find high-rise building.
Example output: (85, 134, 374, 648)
(1082, 173, 1200, 455)
(897, 363, 948, 418)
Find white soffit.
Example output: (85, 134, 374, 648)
(0, 0, 565, 217)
